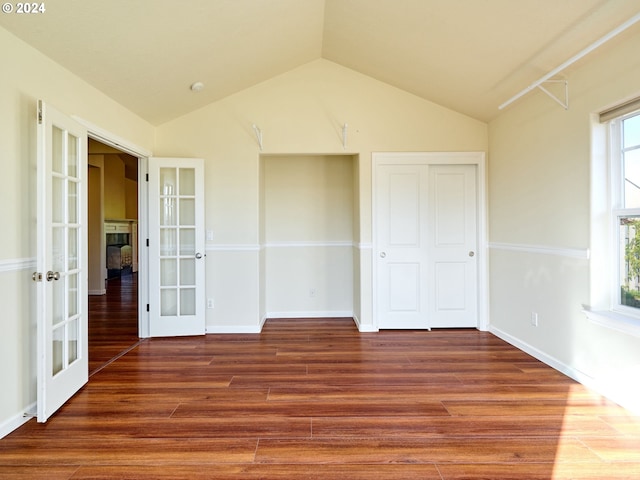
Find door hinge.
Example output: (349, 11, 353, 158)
(146, 173, 149, 182)
(146, 304, 150, 312)
(146, 238, 149, 247)
(37, 101, 43, 125)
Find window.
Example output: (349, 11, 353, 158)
(585, 104, 640, 337)
(612, 112, 640, 313)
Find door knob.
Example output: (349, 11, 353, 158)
(468, 251, 475, 257)
(380, 252, 386, 258)
(195, 252, 203, 259)
(46, 271, 60, 281)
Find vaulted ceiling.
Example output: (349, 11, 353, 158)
(2, 0, 639, 125)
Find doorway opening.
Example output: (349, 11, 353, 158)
(87, 138, 140, 374)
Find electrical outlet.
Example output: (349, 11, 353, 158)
(207, 298, 215, 309)
(530, 312, 538, 327)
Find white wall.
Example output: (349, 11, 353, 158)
(154, 59, 488, 332)
(0, 26, 154, 436)
(488, 27, 640, 412)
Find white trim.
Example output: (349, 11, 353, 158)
(207, 244, 261, 252)
(263, 241, 354, 248)
(582, 306, 640, 338)
(489, 325, 640, 415)
(0, 403, 36, 439)
(489, 242, 590, 259)
(371, 151, 488, 331)
(88, 289, 106, 296)
(0, 257, 36, 273)
(71, 116, 153, 158)
(206, 324, 263, 334)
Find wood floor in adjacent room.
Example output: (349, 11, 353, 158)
(2, 318, 639, 479)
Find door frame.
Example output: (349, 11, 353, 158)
(371, 152, 488, 331)
(73, 116, 153, 337)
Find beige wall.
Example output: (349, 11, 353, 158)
(154, 59, 488, 332)
(488, 27, 640, 412)
(262, 155, 355, 316)
(0, 26, 154, 435)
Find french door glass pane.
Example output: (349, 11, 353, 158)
(160, 259, 177, 286)
(179, 168, 195, 195)
(161, 289, 177, 316)
(68, 228, 78, 270)
(68, 181, 77, 224)
(52, 326, 64, 376)
(52, 227, 64, 272)
(52, 126, 63, 174)
(68, 272, 78, 317)
(67, 134, 78, 177)
(180, 289, 196, 315)
(180, 229, 196, 255)
(179, 198, 195, 225)
(160, 168, 176, 195)
(161, 198, 176, 226)
(68, 318, 79, 365)
(52, 275, 64, 326)
(180, 258, 196, 285)
(52, 177, 64, 223)
(160, 228, 177, 256)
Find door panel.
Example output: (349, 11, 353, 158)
(149, 158, 205, 337)
(376, 165, 429, 329)
(36, 101, 88, 422)
(428, 165, 478, 327)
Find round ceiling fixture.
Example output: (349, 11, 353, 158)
(190, 82, 204, 92)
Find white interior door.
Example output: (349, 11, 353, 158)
(36, 101, 88, 422)
(375, 164, 430, 329)
(148, 158, 205, 337)
(427, 164, 478, 327)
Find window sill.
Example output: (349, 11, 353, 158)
(582, 305, 640, 338)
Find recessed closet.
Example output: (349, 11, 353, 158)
(259, 154, 359, 320)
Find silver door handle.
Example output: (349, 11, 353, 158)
(469, 251, 475, 257)
(195, 253, 203, 259)
(46, 271, 60, 281)
(380, 252, 386, 258)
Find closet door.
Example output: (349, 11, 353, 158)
(373, 154, 480, 330)
(427, 164, 478, 328)
(375, 163, 430, 329)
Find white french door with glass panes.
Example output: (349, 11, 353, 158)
(35, 101, 88, 422)
(148, 158, 206, 337)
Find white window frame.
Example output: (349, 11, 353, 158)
(585, 109, 640, 337)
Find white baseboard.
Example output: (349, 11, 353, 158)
(88, 289, 106, 296)
(206, 324, 263, 334)
(353, 314, 377, 332)
(0, 403, 35, 439)
(489, 325, 640, 414)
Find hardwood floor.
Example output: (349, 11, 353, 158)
(2, 318, 640, 479)
(88, 273, 140, 375)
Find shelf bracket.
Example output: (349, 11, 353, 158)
(252, 124, 263, 151)
(342, 123, 348, 150)
(537, 79, 569, 110)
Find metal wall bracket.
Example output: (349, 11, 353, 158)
(252, 124, 263, 151)
(537, 80, 569, 110)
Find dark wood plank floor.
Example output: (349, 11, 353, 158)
(2, 318, 640, 479)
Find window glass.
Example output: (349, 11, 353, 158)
(624, 114, 640, 148)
